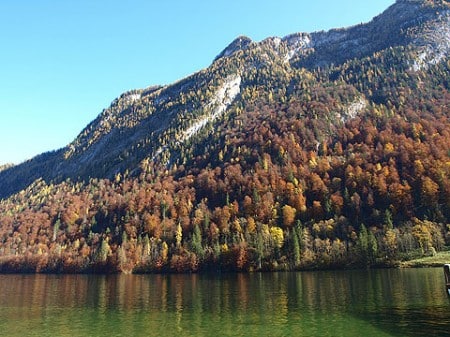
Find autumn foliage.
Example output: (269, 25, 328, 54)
(0, 38, 450, 273)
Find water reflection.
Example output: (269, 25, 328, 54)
(0, 269, 449, 337)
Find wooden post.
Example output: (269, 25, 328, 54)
(444, 264, 450, 296)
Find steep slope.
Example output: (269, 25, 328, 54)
(0, 0, 449, 273)
(1, 0, 449, 199)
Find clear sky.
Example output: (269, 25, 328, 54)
(0, 0, 395, 165)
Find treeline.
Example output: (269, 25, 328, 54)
(0, 44, 449, 273)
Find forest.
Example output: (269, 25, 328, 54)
(0, 14, 449, 273)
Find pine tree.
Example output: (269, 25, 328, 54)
(368, 230, 378, 264)
(96, 239, 111, 263)
(357, 224, 369, 265)
(191, 224, 204, 259)
(292, 227, 301, 268)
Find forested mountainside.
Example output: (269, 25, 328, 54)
(0, 0, 449, 273)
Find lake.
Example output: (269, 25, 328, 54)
(0, 269, 448, 337)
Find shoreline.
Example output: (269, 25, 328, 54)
(0, 251, 449, 274)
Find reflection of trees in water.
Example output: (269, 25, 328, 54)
(0, 270, 449, 336)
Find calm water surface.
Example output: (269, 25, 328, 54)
(0, 269, 448, 337)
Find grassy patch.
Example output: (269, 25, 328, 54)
(400, 251, 450, 268)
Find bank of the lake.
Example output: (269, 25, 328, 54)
(400, 251, 450, 268)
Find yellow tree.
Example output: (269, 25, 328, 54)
(270, 226, 284, 249)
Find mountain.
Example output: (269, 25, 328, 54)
(1, 0, 449, 199)
(0, 0, 449, 273)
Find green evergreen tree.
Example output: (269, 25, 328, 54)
(191, 224, 204, 259)
(96, 239, 111, 263)
(357, 224, 369, 265)
(292, 227, 301, 268)
(384, 209, 394, 229)
(256, 231, 264, 270)
(368, 230, 378, 264)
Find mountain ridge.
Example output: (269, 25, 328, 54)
(1, 0, 449, 200)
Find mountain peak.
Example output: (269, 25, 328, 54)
(393, 0, 450, 10)
(214, 36, 253, 61)
(396, 0, 448, 4)
(214, 0, 449, 70)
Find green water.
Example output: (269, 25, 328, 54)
(0, 269, 448, 337)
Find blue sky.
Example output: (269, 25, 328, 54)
(0, 0, 395, 165)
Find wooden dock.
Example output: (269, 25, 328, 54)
(445, 264, 450, 296)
